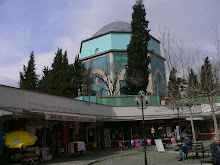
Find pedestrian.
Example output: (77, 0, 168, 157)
(210, 136, 220, 165)
(178, 133, 192, 161)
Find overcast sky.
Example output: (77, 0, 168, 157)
(0, 0, 219, 87)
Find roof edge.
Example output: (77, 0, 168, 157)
(80, 49, 164, 62)
(79, 31, 160, 53)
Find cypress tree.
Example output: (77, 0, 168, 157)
(38, 66, 52, 93)
(200, 57, 214, 92)
(19, 51, 38, 91)
(123, 0, 151, 95)
(188, 68, 198, 88)
(167, 67, 180, 100)
(200, 58, 220, 137)
(187, 68, 199, 97)
(49, 48, 63, 96)
(38, 49, 93, 98)
(50, 48, 76, 97)
(38, 48, 77, 98)
(73, 54, 85, 92)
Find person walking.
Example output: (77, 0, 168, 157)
(210, 136, 220, 165)
(178, 133, 192, 161)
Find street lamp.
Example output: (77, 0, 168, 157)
(135, 90, 149, 165)
(173, 108, 181, 142)
(77, 89, 81, 100)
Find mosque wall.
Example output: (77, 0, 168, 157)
(151, 56, 166, 96)
(81, 34, 112, 58)
(113, 55, 127, 74)
(148, 38, 161, 55)
(84, 55, 110, 75)
(81, 33, 161, 59)
(82, 50, 166, 96)
(111, 33, 130, 50)
(84, 55, 110, 95)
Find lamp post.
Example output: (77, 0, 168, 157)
(77, 89, 81, 100)
(135, 90, 149, 165)
(173, 108, 181, 142)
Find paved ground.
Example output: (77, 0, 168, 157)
(44, 141, 213, 165)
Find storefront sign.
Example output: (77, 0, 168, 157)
(45, 113, 96, 122)
(46, 114, 79, 121)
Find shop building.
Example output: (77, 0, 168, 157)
(0, 84, 220, 162)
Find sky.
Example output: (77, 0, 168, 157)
(0, 0, 219, 87)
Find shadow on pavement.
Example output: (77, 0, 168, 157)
(45, 148, 129, 164)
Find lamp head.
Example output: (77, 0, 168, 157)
(135, 96, 140, 104)
(144, 96, 150, 104)
(138, 90, 145, 97)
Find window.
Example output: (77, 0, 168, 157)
(155, 73, 165, 96)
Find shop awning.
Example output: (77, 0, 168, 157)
(185, 117, 204, 121)
(0, 108, 14, 125)
(0, 108, 13, 116)
(22, 109, 96, 122)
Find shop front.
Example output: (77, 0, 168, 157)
(83, 122, 104, 150)
(140, 120, 167, 139)
(103, 122, 133, 148)
(44, 112, 96, 154)
(11, 109, 98, 161)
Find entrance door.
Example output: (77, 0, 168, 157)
(123, 128, 131, 140)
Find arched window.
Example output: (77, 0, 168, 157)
(95, 48, 99, 54)
(155, 73, 165, 96)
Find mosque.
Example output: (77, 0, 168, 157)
(0, 23, 217, 162)
(79, 21, 166, 97)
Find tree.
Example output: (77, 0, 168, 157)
(159, 26, 193, 88)
(187, 68, 199, 97)
(19, 51, 38, 91)
(38, 66, 52, 93)
(201, 57, 214, 92)
(45, 48, 64, 96)
(167, 67, 181, 101)
(39, 48, 77, 98)
(185, 56, 220, 138)
(212, 25, 220, 87)
(73, 54, 85, 93)
(123, 0, 151, 95)
(183, 69, 200, 143)
(188, 69, 199, 88)
(199, 57, 220, 136)
(159, 27, 206, 142)
(160, 26, 220, 139)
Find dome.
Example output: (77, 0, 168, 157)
(92, 21, 131, 38)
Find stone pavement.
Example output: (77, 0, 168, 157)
(45, 146, 213, 165)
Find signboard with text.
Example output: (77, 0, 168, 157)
(45, 113, 96, 122)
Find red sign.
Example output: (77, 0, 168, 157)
(45, 113, 95, 122)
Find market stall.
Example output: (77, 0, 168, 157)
(3, 130, 39, 164)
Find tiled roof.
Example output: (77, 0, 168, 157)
(92, 21, 131, 37)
